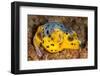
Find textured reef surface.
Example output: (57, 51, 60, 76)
(28, 15, 88, 61)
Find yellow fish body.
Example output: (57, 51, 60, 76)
(33, 25, 81, 54)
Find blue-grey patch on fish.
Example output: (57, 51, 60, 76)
(43, 22, 73, 36)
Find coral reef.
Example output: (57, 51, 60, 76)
(28, 15, 88, 61)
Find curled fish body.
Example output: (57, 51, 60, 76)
(33, 22, 81, 53)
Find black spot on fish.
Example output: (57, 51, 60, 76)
(71, 43, 73, 45)
(51, 44, 54, 46)
(46, 46, 49, 48)
(43, 40, 44, 43)
(46, 30, 49, 34)
(45, 26, 48, 29)
(66, 32, 68, 34)
(68, 36, 74, 41)
(51, 50, 53, 51)
(48, 35, 51, 37)
(59, 43, 62, 45)
(51, 38, 53, 40)
(60, 25, 63, 28)
(40, 43, 42, 47)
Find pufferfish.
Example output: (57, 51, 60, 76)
(33, 22, 81, 57)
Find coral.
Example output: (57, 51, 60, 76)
(28, 15, 88, 61)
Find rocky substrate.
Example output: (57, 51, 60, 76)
(28, 15, 88, 61)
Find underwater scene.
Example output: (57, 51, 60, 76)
(28, 15, 88, 61)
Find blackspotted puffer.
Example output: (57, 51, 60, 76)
(33, 22, 81, 56)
